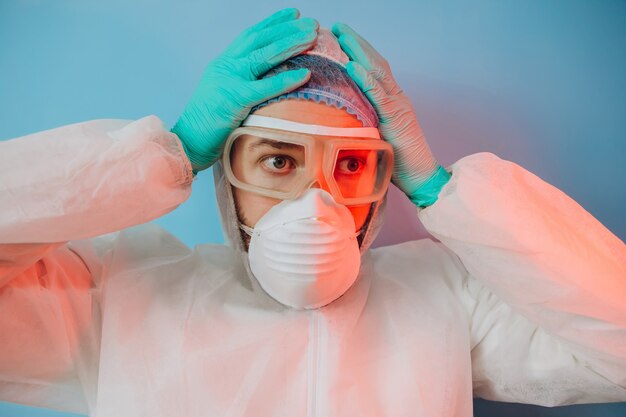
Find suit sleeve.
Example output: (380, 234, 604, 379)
(419, 152, 626, 406)
(0, 116, 193, 413)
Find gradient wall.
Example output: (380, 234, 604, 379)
(1, 0, 624, 416)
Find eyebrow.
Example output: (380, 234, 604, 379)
(248, 139, 302, 152)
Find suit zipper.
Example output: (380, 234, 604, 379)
(307, 311, 321, 417)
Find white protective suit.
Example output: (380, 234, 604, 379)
(0, 116, 625, 417)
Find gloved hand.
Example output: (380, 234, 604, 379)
(331, 23, 450, 208)
(172, 8, 319, 173)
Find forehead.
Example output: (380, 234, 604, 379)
(251, 99, 364, 128)
(242, 136, 303, 152)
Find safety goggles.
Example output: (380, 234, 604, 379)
(222, 115, 394, 206)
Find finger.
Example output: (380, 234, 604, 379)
(228, 9, 301, 57)
(250, 68, 311, 104)
(332, 22, 385, 64)
(346, 61, 387, 107)
(336, 32, 375, 71)
(247, 30, 318, 77)
(238, 18, 319, 57)
(246, 8, 300, 34)
(339, 33, 396, 91)
(336, 27, 398, 93)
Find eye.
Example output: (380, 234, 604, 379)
(260, 155, 296, 174)
(337, 157, 364, 174)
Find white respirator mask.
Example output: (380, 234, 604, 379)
(240, 188, 362, 310)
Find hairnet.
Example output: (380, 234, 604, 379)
(250, 29, 379, 128)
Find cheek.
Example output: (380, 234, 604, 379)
(233, 188, 281, 227)
(348, 204, 371, 231)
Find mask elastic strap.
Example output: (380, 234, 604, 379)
(239, 223, 255, 237)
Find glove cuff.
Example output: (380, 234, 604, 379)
(171, 124, 207, 174)
(408, 165, 451, 208)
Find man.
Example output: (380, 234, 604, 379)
(1, 8, 624, 417)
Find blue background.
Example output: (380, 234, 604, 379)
(1, 0, 624, 416)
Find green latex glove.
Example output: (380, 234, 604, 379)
(332, 23, 450, 208)
(172, 8, 318, 173)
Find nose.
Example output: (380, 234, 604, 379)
(308, 175, 331, 194)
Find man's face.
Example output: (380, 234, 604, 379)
(232, 99, 373, 233)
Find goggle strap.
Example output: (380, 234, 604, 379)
(242, 115, 381, 139)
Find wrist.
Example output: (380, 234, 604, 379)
(171, 124, 202, 174)
(407, 165, 451, 208)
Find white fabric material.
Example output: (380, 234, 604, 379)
(243, 188, 361, 310)
(242, 115, 381, 139)
(0, 118, 625, 417)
